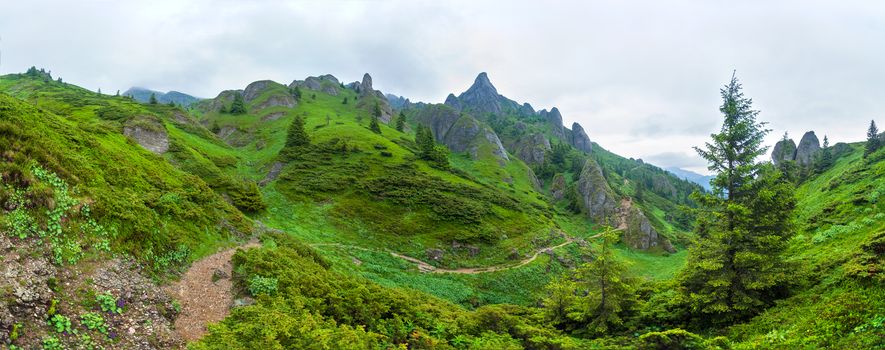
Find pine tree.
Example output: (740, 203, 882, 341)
(369, 114, 382, 134)
(816, 135, 833, 172)
(416, 125, 435, 157)
(285, 116, 309, 148)
(149, 93, 158, 105)
(230, 92, 247, 115)
(168, 100, 176, 107)
(865, 120, 880, 158)
(97, 88, 102, 95)
(342, 97, 348, 105)
(115, 90, 120, 97)
(678, 73, 795, 324)
(395, 111, 406, 132)
(542, 229, 636, 334)
(373, 101, 382, 119)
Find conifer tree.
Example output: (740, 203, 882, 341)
(542, 229, 636, 334)
(369, 114, 381, 134)
(342, 97, 348, 105)
(816, 135, 833, 172)
(230, 92, 247, 114)
(149, 93, 158, 105)
(286, 116, 310, 148)
(677, 73, 795, 324)
(395, 111, 406, 132)
(865, 120, 880, 158)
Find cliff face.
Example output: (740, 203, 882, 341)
(412, 104, 509, 163)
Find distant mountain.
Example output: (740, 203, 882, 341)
(123, 87, 201, 106)
(666, 167, 713, 191)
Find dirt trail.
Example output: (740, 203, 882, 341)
(312, 230, 615, 275)
(165, 242, 260, 344)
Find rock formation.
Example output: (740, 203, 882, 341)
(510, 133, 551, 165)
(457, 72, 503, 114)
(795, 131, 821, 166)
(290, 75, 341, 96)
(243, 80, 273, 103)
(771, 137, 798, 165)
(576, 159, 619, 225)
(412, 104, 509, 163)
(620, 200, 676, 253)
(123, 116, 169, 154)
(355, 73, 394, 123)
(551, 173, 567, 201)
(539, 108, 567, 140)
(570, 122, 593, 153)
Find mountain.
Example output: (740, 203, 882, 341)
(1, 69, 881, 349)
(123, 86, 201, 106)
(666, 167, 714, 191)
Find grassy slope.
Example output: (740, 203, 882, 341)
(727, 144, 885, 348)
(0, 73, 250, 267)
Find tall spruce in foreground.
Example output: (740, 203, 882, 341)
(866, 120, 880, 158)
(286, 116, 309, 148)
(230, 92, 247, 115)
(677, 73, 796, 325)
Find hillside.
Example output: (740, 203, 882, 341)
(1, 69, 882, 349)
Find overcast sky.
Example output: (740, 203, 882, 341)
(2, 0, 884, 174)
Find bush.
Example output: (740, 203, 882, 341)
(637, 328, 714, 349)
(248, 275, 279, 296)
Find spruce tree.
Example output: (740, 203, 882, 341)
(369, 114, 382, 134)
(230, 92, 247, 115)
(816, 135, 833, 172)
(373, 100, 382, 119)
(677, 73, 795, 324)
(286, 116, 310, 148)
(149, 93, 158, 105)
(865, 120, 880, 158)
(395, 111, 406, 132)
(342, 97, 348, 105)
(542, 229, 636, 334)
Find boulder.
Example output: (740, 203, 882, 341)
(576, 159, 619, 225)
(621, 202, 676, 253)
(795, 131, 821, 166)
(570, 122, 593, 153)
(426, 248, 444, 261)
(123, 117, 169, 154)
(771, 137, 797, 165)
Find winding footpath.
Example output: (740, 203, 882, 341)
(312, 229, 615, 275)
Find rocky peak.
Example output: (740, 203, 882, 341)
(444, 93, 462, 110)
(576, 159, 619, 225)
(412, 105, 509, 164)
(771, 137, 797, 165)
(243, 80, 275, 103)
(570, 122, 593, 153)
(520, 103, 535, 115)
(457, 72, 503, 114)
(795, 131, 821, 165)
(359, 73, 373, 95)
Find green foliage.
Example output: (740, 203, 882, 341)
(395, 111, 406, 132)
(679, 74, 795, 325)
(543, 230, 637, 335)
(865, 119, 880, 158)
(149, 93, 158, 105)
(48, 314, 72, 333)
(96, 292, 122, 314)
(285, 116, 310, 149)
(229, 92, 247, 114)
(637, 328, 723, 349)
(227, 180, 266, 213)
(369, 114, 381, 134)
(80, 312, 108, 334)
(42, 336, 63, 350)
(415, 125, 449, 169)
(247, 275, 279, 296)
(195, 239, 584, 349)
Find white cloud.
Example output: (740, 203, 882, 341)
(2, 0, 884, 174)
